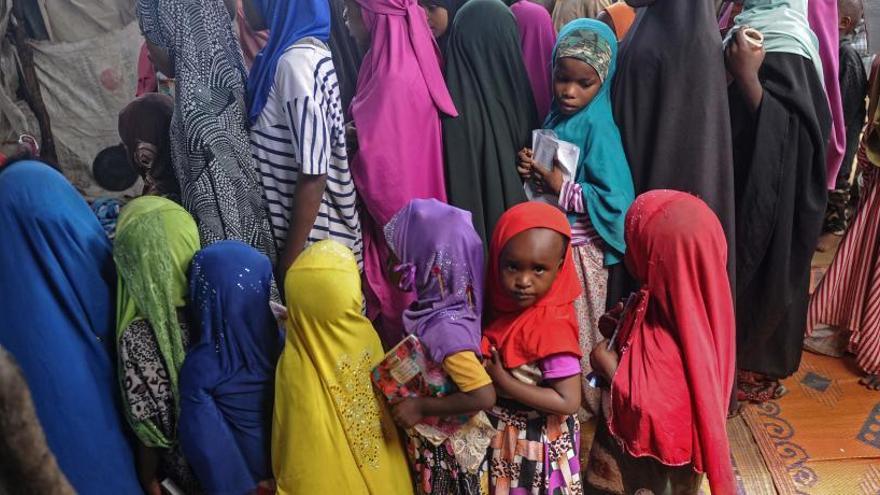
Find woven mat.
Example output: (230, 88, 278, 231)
(743, 352, 880, 494)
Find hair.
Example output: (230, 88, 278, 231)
(839, 0, 864, 23)
(92, 144, 138, 192)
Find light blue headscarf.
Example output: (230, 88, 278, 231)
(246, 0, 332, 124)
(544, 19, 634, 265)
(725, 0, 823, 82)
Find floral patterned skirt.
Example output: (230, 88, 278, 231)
(407, 434, 489, 495)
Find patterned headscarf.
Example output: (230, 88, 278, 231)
(555, 26, 612, 83)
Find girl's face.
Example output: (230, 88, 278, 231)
(343, 0, 370, 50)
(553, 57, 602, 116)
(499, 228, 566, 309)
(419, 2, 450, 39)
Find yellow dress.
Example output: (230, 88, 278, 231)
(272, 240, 414, 494)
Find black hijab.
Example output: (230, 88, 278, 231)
(442, 0, 538, 244)
(611, 0, 736, 299)
(423, 0, 467, 53)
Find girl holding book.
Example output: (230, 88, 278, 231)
(384, 198, 496, 495)
(481, 201, 583, 495)
(517, 19, 634, 421)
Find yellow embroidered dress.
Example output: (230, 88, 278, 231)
(272, 240, 414, 494)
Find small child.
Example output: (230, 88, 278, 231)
(587, 190, 736, 495)
(481, 201, 583, 495)
(516, 19, 634, 419)
(384, 198, 496, 495)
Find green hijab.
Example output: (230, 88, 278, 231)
(726, 0, 823, 81)
(114, 196, 200, 448)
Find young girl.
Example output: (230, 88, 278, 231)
(343, 0, 456, 347)
(272, 240, 413, 494)
(384, 198, 496, 494)
(114, 196, 202, 494)
(178, 241, 282, 494)
(482, 201, 583, 495)
(588, 190, 736, 495)
(517, 19, 634, 420)
(726, 0, 831, 401)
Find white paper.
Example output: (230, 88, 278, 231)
(524, 129, 581, 206)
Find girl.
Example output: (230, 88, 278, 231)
(726, 0, 831, 401)
(384, 198, 496, 494)
(178, 241, 282, 493)
(588, 190, 736, 495)
(136, 0, 276, 258)
(443, 0, 538, 245)
(482, 201, 583, 495)
(118, 93, 180, 201)
(344, 0, 457, 347)
(273, 240, 413, 494)
(244, 0, 362, 279)
(418, 0, 465, 54)
(807, 58, 880, 391)
(0, 161, 142, 494)
(510, 0, 556, 120)
(114, 196, 202, 493)
(518, 19, 634, 419)
(612, 0, 735, 306)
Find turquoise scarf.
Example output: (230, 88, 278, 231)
(544, 19, 634, 265)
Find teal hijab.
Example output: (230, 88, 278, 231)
(544, 19, 634, 265)
(725, 0, 823, 81)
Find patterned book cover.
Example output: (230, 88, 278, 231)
(371, 335, 470, 435)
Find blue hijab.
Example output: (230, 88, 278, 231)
(246, 0, 332, 124)
(178, 240, 282, 494)
(543, 19, 634, 265)
(0, 161, 141, 494)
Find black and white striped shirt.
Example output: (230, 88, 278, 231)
(250, 39, 362, 265)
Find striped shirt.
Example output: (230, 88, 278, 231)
(559, 181, 601, 247)
(250, 39, 362, 265)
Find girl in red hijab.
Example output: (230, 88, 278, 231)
(588, 190, 736, 495)
(482, 201, 584, 495)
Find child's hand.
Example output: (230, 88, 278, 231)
(598, 301, 624, 339)
(725, 27, 765, 84)
(532, 157, 565, 196)
(485, 347, 511, 389)
(345, 122, 359, 156)
(517, 148, 535, 181)
(590, 340, 619, 385)
(391, 398, 424, 429)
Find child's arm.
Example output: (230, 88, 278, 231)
(485, 348, 581, 416)
(278, 174, 327, 278)
(391, 385, 496, 429)
(590, 340, 619, 385)
(517, 148, 535, 182)
(726, 28, 765, 113)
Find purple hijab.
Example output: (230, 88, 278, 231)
(384, 199, 484, 363)
(511, 0, 556, 121)
(808, 0, 845, 189)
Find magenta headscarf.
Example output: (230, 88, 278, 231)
(511, 0, 556, 121)
(350, 0, 457, 346)
(808, 0, 845, 189)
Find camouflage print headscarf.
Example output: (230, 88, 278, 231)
(555, 25, 612, 82)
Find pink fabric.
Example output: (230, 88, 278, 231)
(539, 353, 581, 380)
(350, 0, 457, 344)
(808, 0, 845, 189)
(235, 0, 269, 70)
(136, 43, 158, 97)
(511, 0, 556, 121)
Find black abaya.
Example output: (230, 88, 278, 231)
(442, 0, 538, 244)
(731, 53, 831, 379)
(611, 0, 736, 304)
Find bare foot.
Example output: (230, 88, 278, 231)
(860, 374, 880, 391)
(816, 232, 840, 253)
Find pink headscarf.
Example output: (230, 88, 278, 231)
(350, 0, 457, 346)
(511, 0, 556, 121)
(136, 43, 158, 97)
(235, 0, 269, 70)
(808, 0, 845, 189)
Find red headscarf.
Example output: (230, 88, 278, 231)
(481, 202, 582, 368)
(610, 190, 735, 494)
